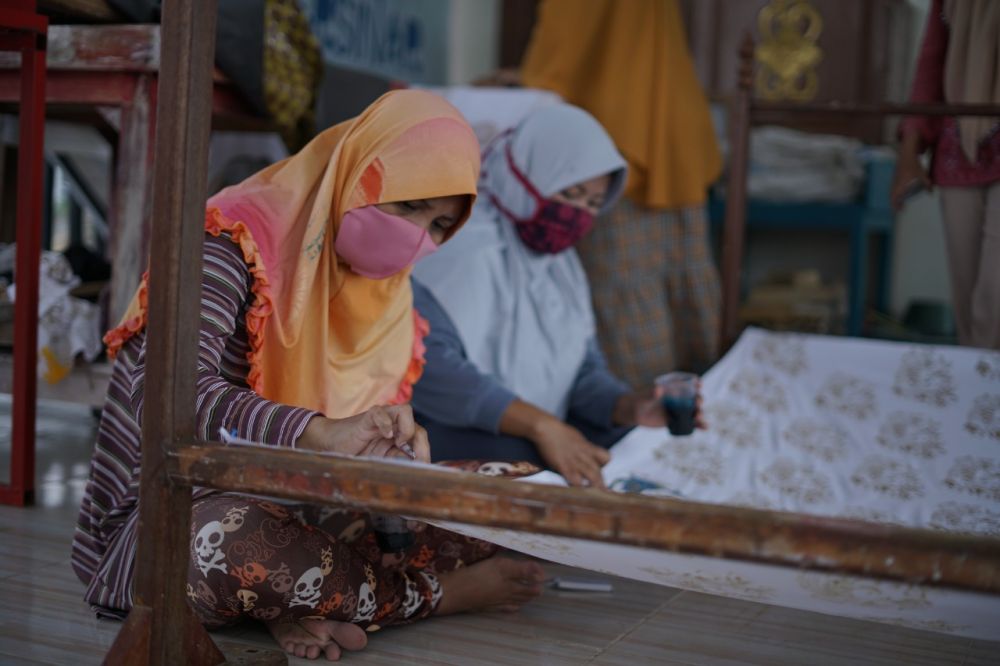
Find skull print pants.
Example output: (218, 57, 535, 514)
(187, 492, 499, 631)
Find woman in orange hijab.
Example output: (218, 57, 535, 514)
(72, 90, 544, 661)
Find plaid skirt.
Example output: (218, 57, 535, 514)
(577, 198, 721, 386)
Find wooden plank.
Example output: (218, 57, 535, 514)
(0, 25, 236, 87)
(0, 69, 137, 104)
(750, 100, 1000, 118)
(173, 442, 1000, 596)
(102, 0, 222, 663)
(0, 25, 159, 71)
(38, 0, 122, 22)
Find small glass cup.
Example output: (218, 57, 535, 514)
(655, 372, 698, 436)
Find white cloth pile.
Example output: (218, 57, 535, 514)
(711, 103, 867, 203)
(1, 245, 103, 383)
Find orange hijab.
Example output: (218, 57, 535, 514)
(107, 90, 480, 417)
(521, 0, 721, 209)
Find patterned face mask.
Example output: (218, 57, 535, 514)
(490, 143, 596, 254)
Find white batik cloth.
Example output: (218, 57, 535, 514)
(433, 328, 1000, 639)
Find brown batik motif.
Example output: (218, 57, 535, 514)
(975, 353, 1000, 382)
(758, 459, 833, 505)
(782, 418, 851, 463)
(876, 412, 946, 459)
(892, 349, 957, 408)
(839, 506, 900, 525)
(729, 369, 788, 413)
(930, 501, 1000, 537)
(752, 335, 808, 376)
(943, 456, 1000, 503)
(702, 402, 762, 450)
(653, 439, 725, 486)
(815, 373, 878, 420)
(964, 394, 1000, 441)
(850, 456, 925, 501)
(797, 573, 930, 610)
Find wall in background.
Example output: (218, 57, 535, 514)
(301, 0, 500, 86)
(447, 0, 500, 84)
(302, 0, 450, 84)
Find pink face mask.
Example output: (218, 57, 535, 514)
(335, 205, 439, 279)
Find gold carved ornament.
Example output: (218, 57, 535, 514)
(754, 0, 824, 101)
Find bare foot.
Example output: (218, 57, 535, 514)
(435, 556, 545, 615)
(265, 618, 367, 661)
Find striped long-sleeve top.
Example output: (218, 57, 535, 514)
(71, 232, 317, 616)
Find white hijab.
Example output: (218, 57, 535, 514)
(413, 104, 626, 418)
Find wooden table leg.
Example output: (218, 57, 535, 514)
(2, 12, 46, 507)
(107, 73, 155, 326)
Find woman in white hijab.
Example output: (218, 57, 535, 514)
(412, 103, 667, 487)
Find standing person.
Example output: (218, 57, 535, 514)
(412, 104, 676, 489)
(892, 0, 1000, 350)
(518, 0, 724, 383)
(72, 90, 544, 662)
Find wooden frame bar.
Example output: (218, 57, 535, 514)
(719, 34, 1000, 348)
(173, 442, 1000, 595)
(110, 17, 1000, 664)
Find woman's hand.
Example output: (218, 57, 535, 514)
(613, 390, 666, 428)
(614, 389, 708, 430)
(891, 132, 931, 211)
(530, 417, 610, 489)
(298, 405, 431, 463)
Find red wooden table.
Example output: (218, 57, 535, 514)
(0, 21, 266, 506)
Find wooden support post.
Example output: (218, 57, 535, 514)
(719, 33, 754, 351)
(102, 0, 223, 663)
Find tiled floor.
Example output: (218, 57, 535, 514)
(1, 396, 997, 665)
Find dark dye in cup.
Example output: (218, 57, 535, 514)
(662, 396, 696, 436)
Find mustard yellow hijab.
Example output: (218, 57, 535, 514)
(107, 90, 481, 418)
(521, 0, 721, 209)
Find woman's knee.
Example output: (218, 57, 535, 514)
(188, 497, 342, 623)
